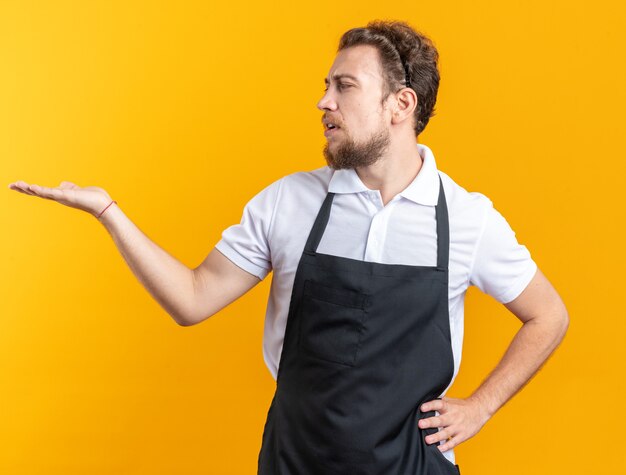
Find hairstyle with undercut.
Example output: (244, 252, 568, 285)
(338, 20, 440, 138)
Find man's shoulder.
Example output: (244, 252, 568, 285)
(247, 166, 332, 202)
(438, 170, 494, 221)
(267, 166, 333, 202)
(282, 165, 333, 188)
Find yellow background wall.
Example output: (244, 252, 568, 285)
(2, 1, 624, 473)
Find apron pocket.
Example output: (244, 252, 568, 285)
(298, 280, 369, 367)
(429, 445, 461, 475)
(421, 421, 461, 475)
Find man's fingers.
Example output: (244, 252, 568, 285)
(425, 427, 453, 445)
(418, 415, 444, 429)
(9, 181, 64, 201)
(9, 182, 36, 196)
(421, 398, 446, 412)
(27, 184, 49, 198)
(28, 184, 65, 201)
(433, 432, 462, 452)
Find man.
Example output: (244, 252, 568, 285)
(9, 20, 568, 475)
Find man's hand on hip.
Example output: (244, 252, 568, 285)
(418, 396, 491, 452)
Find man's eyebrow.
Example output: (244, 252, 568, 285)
(324, 74, 360, 85)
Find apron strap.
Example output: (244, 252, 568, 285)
(304, 192, 336, 254)
(435, 174, 449, 270)
(304, 174, 450, 272)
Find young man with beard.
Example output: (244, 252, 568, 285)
(9, 20, 568, 475)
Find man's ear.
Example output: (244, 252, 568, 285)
(397, 87, 417, 119)
(391, 88, 418, 125)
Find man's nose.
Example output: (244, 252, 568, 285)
(317, 91, 337, 111)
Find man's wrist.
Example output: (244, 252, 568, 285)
(96, 200, 120, 226)
(467, 392, 497, 423)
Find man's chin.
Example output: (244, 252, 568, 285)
(323, 150, 343, 170)
(324, 157, 338, 169)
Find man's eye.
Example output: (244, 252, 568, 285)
(323, 83, 351, 92)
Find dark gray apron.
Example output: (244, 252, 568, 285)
(258, 175, 461, 474)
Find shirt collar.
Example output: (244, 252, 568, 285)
(327, 143, 440, 206)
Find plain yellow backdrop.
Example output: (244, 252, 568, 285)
(2, 1, 625, 473)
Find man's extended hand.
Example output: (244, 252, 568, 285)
(8, 180, 112, 219)
(418, 396, 491, 452)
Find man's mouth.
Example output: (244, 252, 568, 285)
(324, 125, 341, 137)
(323, 120, 341, 137)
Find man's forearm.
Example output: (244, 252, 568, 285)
(97, 202, 196, 325)
(468, 315, 569, 418)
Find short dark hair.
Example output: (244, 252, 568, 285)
(338, 20, 440, 137)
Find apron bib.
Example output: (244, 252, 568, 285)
(258, 175, 461, 475)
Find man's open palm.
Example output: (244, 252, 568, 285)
(8, 180, 111, 218)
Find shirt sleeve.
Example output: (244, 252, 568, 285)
(469, 201, 538, 304)
(214, 177, 284, 281)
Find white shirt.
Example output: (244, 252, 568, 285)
(215, 143, 537, 465)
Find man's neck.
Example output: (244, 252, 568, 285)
(355, 142, 423, 207)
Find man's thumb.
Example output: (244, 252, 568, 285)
(59, 181, 79, 189)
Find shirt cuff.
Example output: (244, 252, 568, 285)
(215, 240, 270, 281)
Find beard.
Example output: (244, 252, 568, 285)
(323, 126, 391, 170)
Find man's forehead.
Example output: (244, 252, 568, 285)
(324, 46, 382, 85)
